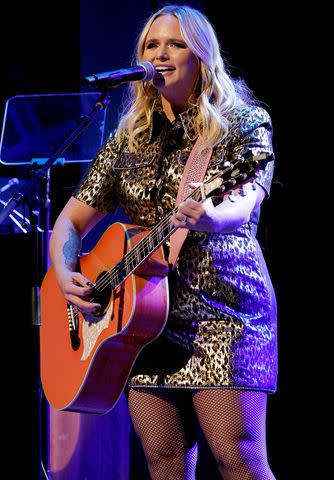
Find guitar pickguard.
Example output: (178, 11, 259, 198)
(80, 292, 114, 361)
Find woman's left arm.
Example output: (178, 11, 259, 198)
(172, 182, 265, 233)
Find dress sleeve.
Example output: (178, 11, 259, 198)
(73, 136, 120, 213)
(229, 106, 275, 197)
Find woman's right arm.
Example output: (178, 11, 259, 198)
(50, 196, 106, 313)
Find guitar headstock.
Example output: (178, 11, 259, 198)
(203, 152, 273, 199)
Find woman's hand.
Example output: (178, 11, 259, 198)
(56, 269, 101, 314)
(172, 196, 220, 232)
(171, 182, 265, 233)
(50, 197, 107, 314)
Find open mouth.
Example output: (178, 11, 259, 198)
(155, 66, 175, 73)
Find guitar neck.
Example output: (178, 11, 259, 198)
(109, 186, 203, 289)
(102, 151, 271, 290)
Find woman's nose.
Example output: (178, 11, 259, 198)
(155, 46, 169, 60)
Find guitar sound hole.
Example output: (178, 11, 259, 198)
(92, 271, 113, 318)
(70, 330, 80, 350)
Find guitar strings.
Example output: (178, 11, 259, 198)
(94, 171, 228, 296)
(88, 157, 253, 297)
(89, 159, 246, 297)
(99, 158, 257, 293)
(91, 186, 202, 295)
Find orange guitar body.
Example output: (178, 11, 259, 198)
(40, 222, 169, 414)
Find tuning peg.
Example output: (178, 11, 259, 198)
(238, 173, 248, 181)
(239, 186, 247, 196)
(228, 194, 236, 202)
(227, 178, 237, 187)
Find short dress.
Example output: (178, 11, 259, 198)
(74, 99, 278, 394)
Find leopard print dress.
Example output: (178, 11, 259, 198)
(74, 99, 277, 393)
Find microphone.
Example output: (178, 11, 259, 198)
(82, 61, 156, 87)
(0, 177, 19, 194)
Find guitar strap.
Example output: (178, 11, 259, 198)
(168, 136, 213, 268)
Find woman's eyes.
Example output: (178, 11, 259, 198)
(171, 42, 186, 48)
(145, 42, 158, 49)
(145, 42, 186, 49)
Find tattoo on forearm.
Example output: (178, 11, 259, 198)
(63, 229, 81, 269)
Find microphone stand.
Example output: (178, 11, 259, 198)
(0, 90, 113, 479)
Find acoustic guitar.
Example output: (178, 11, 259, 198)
(40, 152, 271, 414)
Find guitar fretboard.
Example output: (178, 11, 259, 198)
(110, 190, 203, 290)
(95, 186, 204, 292)
(91, 152, 270, 295)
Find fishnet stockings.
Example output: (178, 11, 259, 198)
(128, 387, 275, 480)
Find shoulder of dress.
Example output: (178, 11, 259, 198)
(228, 105, 272, 132)
(208, 106, 274, 165)
(102, 129, 129, 155)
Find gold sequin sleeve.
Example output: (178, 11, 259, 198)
(73, 136, 120, 213)
(229, 106, 275, 197)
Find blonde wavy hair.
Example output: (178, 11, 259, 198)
(116, 4, 253, 151)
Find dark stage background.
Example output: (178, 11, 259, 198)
(0, 1, 310, 478)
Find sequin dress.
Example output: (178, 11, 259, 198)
(74, 100, 277, 393)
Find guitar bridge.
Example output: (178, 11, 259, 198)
(67, 304, 80, 351)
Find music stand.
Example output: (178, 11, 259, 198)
(0, 92, 108, 478)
